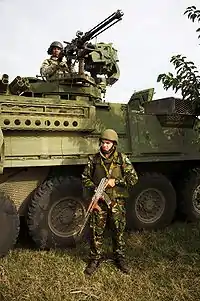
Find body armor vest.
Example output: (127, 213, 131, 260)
(92, 151, 128, 198)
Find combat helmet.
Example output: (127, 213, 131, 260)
(100, 129, 118, 144)
(47, 41, 63, 55)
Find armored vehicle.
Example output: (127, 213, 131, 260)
(1, 10, 200, 257)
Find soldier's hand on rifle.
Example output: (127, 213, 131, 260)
(106, 178, 116, 188)
(92, 202, 102, 212)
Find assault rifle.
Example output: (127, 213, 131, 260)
(78, 177, 111, 235)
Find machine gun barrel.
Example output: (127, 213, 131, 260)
(81, 10, 124, 44)
(63, 10, 123, 76)
(64, 10, 123, 55)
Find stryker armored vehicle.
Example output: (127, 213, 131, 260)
(1, 10, 200, 257)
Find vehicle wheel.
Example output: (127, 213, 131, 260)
(127, 173, 176, 230)
(27, 176, 86, 249)
(0, 191, 20, 257)
(178, 168, 200, 221)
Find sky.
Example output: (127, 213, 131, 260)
(0, 0, 200, 103)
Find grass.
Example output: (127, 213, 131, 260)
(1, 222, 200, 301)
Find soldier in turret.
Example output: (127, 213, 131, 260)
(40, 41, 72, 79)
(82, 129, 138, 276)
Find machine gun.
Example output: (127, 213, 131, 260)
(63, 10, 123, 81)
(63, 10, 123, 60)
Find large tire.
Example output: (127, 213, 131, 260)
(178, 168, 200, 221)
(0, 191, 20, 257)
(27, 176, 86, 249)
(127, 173, 176, 230)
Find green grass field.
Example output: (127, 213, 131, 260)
(1, 221, 200, 301)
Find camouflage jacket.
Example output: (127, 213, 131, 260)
(82, 150, 138, 198)
(40, 56, 71, 79)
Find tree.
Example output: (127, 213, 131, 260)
(157, 6, 200, 111)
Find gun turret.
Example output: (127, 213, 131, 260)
(63, 10, 123, 79)
(63, 10, 123, 60)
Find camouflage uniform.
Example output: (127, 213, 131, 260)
(82, 149, 138, 260)
(40, 41, 72, 80)
(40, 57, 71, 79)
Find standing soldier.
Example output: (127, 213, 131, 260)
(82, 129, 138, 275)
(40, 41, 72, 79)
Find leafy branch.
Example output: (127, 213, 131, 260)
(184, 6, 200, 37)
(157, 6, 200, 109)
(157, 55, 200, 104)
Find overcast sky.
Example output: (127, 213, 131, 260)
(0, 0, 200, 102)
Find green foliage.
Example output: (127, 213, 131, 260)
(184, 6, 200, 37)
(157, 55, 200, 104)
(157, 6, 200, 107)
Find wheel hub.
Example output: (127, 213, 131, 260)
(135, 188, 165, 223)
(58, 209, 73, 224)
(193, 184, 200, 213)
(144, 199, 154, 211)
(48, 197, 85, 237)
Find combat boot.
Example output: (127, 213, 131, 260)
(115, 257, 130, 274)
(84, 259, 100, 276)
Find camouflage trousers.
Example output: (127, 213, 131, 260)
(89, 198, 126, 260)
